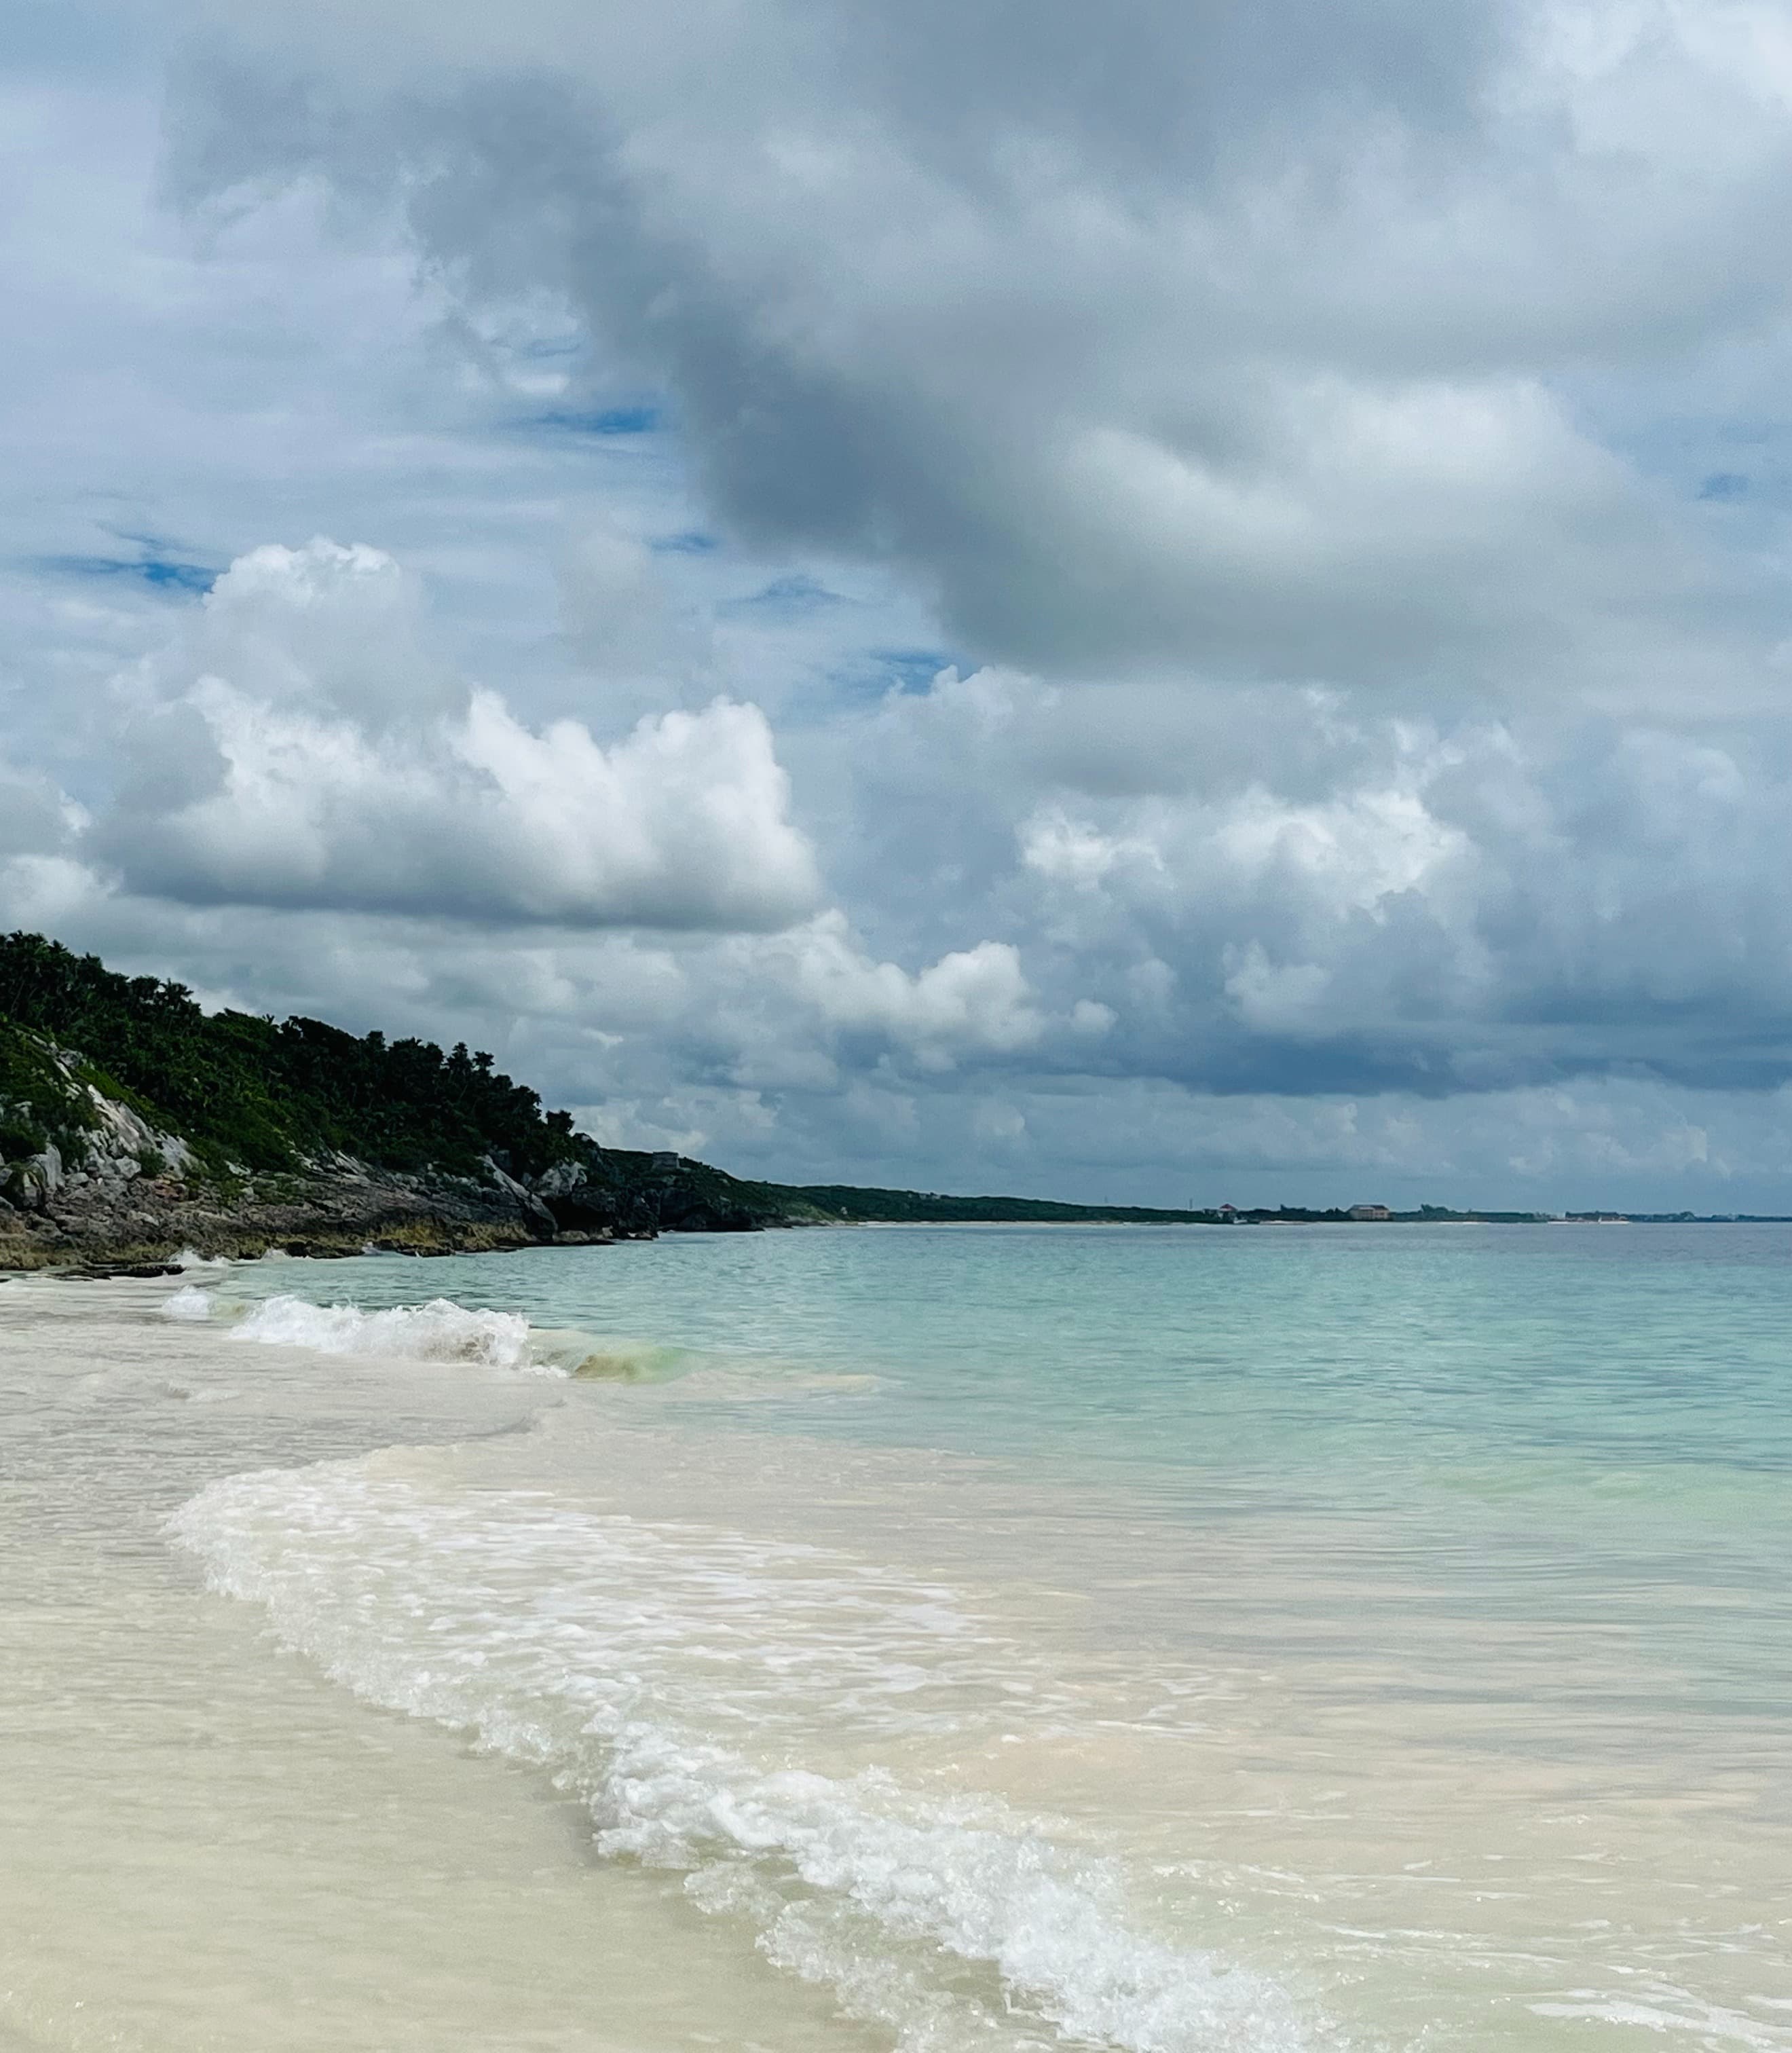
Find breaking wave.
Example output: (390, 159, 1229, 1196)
(157, 1284, 844, 1388)
(160, 1288, 555, 1373)
(168, 1459, 1328, 2053)
(232, 1293, 544, 1369)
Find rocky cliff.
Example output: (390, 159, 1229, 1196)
(0, 1035, 802, 1270)
(0, 932, 1217, 1271)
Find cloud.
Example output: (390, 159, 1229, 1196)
(13, 2, 1792, 1210)
(165, 0, 1792, 698)
(747, 911, 1048, 1067)
(79, 538, 819, 929)
(810, 665, 1792, 1106)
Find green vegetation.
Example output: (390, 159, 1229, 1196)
(0, 1018, 97, 1159)
(0, 930, 1574, 1232)
(761, 1183, 1212, 1224)
(0, 931, 583, 1181)
(0, 930, 1224, 1225)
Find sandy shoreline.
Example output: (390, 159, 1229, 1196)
(0, 1277, 887, 2053)
(11, 1244, 1792, 2053)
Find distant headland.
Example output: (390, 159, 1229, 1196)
(0, 931, 1780, 1271)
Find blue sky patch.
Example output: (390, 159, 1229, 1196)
(529, 403, 662, 437)
(34, 553, 218, 594)
(724, 574, 842, 617)
(871, 648, 953, 693)
(825, 648, 956, 699)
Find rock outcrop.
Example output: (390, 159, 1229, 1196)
(0, 1038, 802, 1270)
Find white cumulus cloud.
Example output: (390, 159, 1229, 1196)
(96, 538, 822, 931)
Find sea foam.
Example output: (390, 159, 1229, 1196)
(160, 1288, 555, 1373)
(169, 1460, 1328, 2053)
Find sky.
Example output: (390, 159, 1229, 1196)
(6, 0, 1792, 1211)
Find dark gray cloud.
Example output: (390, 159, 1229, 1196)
(167, 0, 1792, 692)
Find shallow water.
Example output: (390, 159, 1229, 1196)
(4, 1223, 1790, 2050)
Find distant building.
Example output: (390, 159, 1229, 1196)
(1347, 1202, 1392, 1221)
(649, 1151, 680, 1171)
(1218, 1202, 1238, 1221)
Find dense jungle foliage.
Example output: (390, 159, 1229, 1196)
(0, 931, 584, 1179)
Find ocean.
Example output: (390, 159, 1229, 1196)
(2, 1222, 1788, 2052)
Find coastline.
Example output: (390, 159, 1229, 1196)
(9, 1201, 1777, 1284)
(1, 1267, 1327, 2053)
(7, 1229, 1792, 2052)
(1, 1264, 1361, 2053)
(0, 1272, 874, 2053)
(10, 985, 1753, 1270)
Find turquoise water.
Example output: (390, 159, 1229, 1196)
(176, 1222, 1792, 2050)
(226, 1219, 1792, 1565)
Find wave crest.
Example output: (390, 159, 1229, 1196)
(159, 1288, 555, 1373)
(235, 1293, 544, 1371)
